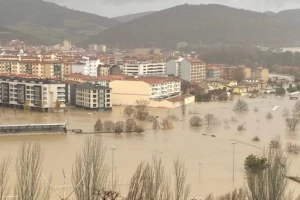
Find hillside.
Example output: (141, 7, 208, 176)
(0, 26, 44, 45)
(114, 11, 156, 22)
(0, 0, 119, 45)
(84, 4, 300, 48)
(278, 9, 300, 24)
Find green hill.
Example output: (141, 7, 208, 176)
(84, 4, 300, 48)
(0, 0, 119, 45)
(114, 11, 156, 22)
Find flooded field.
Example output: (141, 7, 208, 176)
(0, 95, 300, 199)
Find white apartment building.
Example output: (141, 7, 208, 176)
(109, 77, 181, 105)
(167, 58, 206, 82)
(83, 57, 103, 77)
(0, 76, 66, 112)
(123, 63, 166, 76)
(75, 82, 112, 110)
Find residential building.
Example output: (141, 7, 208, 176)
(206, 65, 221, 79)
(167, 58, 206, 82)
(109, 77, 181, 106)
(252, 67, 269, 82)
(221, 66, 237, 80)
(75, 82, 112, 110)
(0, 58, 65, 79)
(180, 59, 206, 82)
(97, 65, 121, 76)
(71, 62, 85, 74)
(123, 63, 166, 76)
(0, 75, 66, 112)
(83, 57, 102, 77)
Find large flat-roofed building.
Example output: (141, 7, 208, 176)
(75, 82, 112, 110)
(123, 63, 166, 76)
(252, 67, 269, 82)
(109, 77, 181, 106)
(0, 75, 66, 112)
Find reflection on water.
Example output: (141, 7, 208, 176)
(0, 95, 300, 199)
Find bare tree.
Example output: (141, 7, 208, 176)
(282, 107, 290, 117)
(173, 158, 190, 200)
(293, 100, 300, 116)
(0, 157, 10, 200)
(126, 156, 171, 200)
(94, 118, 103, 131)
(152, 118, 160, 130)
(125, 119, 137, 132)
(204, 114, 216, 126)
(246, 148, 291, 200)
(123, 107, 135, 117)
(286, 142, 300, 154)
(104, 120, 115, 131)
(180, 100, 186, 115)
(270, 136, 282, 149)
(72, 136, 109, 200)
(167, 114, 179, 121)
(161, 118, 174, 130)
(233, 100, 248, 112)
(135, 100, 149, 121)
(15, 142, 51, 200)
(266, 112, 273, 119)
(115, 121, 125, 134)
(286, 117, 299, 131)
(237, 124, 246, 131)
(189, 116, 202, 127)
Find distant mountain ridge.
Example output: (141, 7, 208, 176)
(0, 0, 118, 45)
(114, 11, 156, 22)
(84, 4, 300, 48)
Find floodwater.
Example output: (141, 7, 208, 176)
(0, 95, 300, 199)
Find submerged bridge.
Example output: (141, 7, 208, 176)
(0, 123, 67, 134)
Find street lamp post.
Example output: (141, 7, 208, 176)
(110, 146, 117, 189)
(199, 162, 201, 182)
(232, 141, 237, 184)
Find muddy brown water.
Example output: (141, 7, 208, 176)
(0, 95, 300, 199)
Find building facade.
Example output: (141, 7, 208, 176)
(180, 59, 206, 82)
(75, 82, 112, 110)
(0, 76, 66, 112)
(83, 57, 102, 77)
(252, 67, 269, 82)
(123, 63, 166, 76)
(0, 58, 65, 79)
(109, 77, 181, 105)
(206, 66, 221, 79)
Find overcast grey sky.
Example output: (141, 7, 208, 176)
(46, 0, 300, 17)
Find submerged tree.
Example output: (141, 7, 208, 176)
(94, 118, 103, 131)
(123, 106, 135, 117)
(72, 136, 109, 200)
(233, 100, 248, 112)
(285, 117, 300, 131)
(104, 120, 115, 131)
(15, 142, 51, 200)
(125, 119, 137, 132)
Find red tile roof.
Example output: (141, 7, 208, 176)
(167, 94, 193, 102)
(186, 58, 205, 63)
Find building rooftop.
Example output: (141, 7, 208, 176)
(167, 94, 193, 103)
(185, 58, 205, 63)
(76, 82, 110, 90)
(126, 76, 182, 85)
(0, 75, 65, 84)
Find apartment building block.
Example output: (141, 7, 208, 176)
(167, 58, 206, 82)
(109, 77, 181, 105)
(123, 63, 166, 76)
(0, 75, 66, 112)
(75, 82, 112, 110)
(83, 57, 102, 77)
(0, 58, 65, 79)
(252, 67, 269, 82)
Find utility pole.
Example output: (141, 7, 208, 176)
(110, 146, 117, 190)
